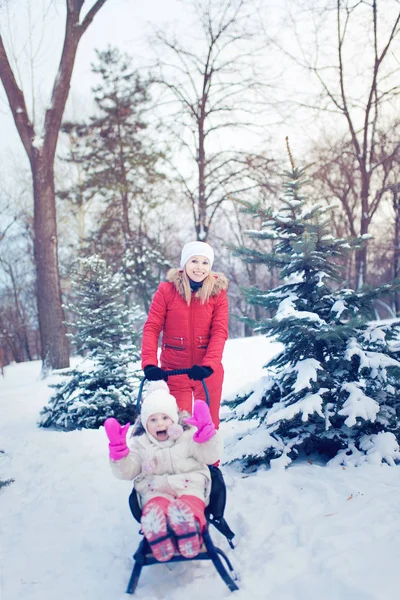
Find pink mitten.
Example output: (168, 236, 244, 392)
(104, 417, 130, 460)
(184, 400, 216, 443)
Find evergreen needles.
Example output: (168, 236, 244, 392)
(225, 161, 400, 469)
(39, 256, 143, 430)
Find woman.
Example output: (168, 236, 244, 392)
(141, 241, 229, 428)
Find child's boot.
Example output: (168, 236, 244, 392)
(167, 498, 201, 558)
(141, 499, 175, 562)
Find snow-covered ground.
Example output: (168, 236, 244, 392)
(1, 336, 400, 600)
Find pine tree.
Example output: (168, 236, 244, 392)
(120, 241, 170, 313)
(39, 256, 143, 430)
(225, 150, 400, 469)
(61, 47, 166, 276)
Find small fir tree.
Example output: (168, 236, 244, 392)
(225, 148, 400, 469)
(39, 256, 143, 430)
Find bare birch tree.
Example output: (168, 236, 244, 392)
(151, 0, 276, 241)
(279, 0, 400, 287)
(0, 0, 109, 370)
(309, 121, 400, 287)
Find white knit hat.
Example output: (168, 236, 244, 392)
(180, 241, 214, 269)
(140, 381, 179, 433)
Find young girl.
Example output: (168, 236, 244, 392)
(104, 381, 222, 562)
(141, 241, 229, 428)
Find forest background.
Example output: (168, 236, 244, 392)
(1, 0, 400, 371)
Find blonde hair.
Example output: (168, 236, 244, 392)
(181, 269, 215, 305)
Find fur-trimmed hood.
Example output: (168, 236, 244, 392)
(166, 268, 228, 299)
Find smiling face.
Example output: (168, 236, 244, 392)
(185, 255, 211, 282)
(146, 412, 174, 441)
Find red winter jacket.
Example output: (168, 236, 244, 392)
(142, 269, 229, 373)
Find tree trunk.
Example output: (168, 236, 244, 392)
(0, 1, 109, 371)
(121, 188, 132, 241)
(197, 114, 207, 241)
(33, 154, 69, 369)
(355, 177, 370, 289)
(393, 188, 400, 314)
(355, 242, 368, 290)
(7, 262, 33, 362)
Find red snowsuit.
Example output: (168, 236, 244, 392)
(141, 268, 229, 427)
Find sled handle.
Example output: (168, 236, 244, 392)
(136, 369, 210, 414)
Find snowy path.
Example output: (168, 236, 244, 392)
(1, 340, 400, 600)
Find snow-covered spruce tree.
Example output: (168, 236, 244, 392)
(39, 256, 143, 430)
(225, 154, 400, 469)
(120, 239, 170, 313)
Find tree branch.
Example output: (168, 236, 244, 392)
(0, 35, 35, 163)
(336, 1, 362, 166)
(43, 0, 109, 159)
(80, 0, 108, 33)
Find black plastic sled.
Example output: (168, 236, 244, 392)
(125, 370, 239, 594)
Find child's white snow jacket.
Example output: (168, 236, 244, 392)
(109, 421, 222, 508)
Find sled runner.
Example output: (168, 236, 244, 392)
(125, 370, 238, 594)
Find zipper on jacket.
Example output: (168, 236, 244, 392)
(167, 448, 177, 498)
(189, 300, 195, 367)
(163, 344, 185, 351)
(199, 335, 208, 349)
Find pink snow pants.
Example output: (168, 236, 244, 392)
(142, 495, 206, 531)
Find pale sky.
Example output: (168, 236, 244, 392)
(2, 0, 398, 180)
(0, 0, 194, 157)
